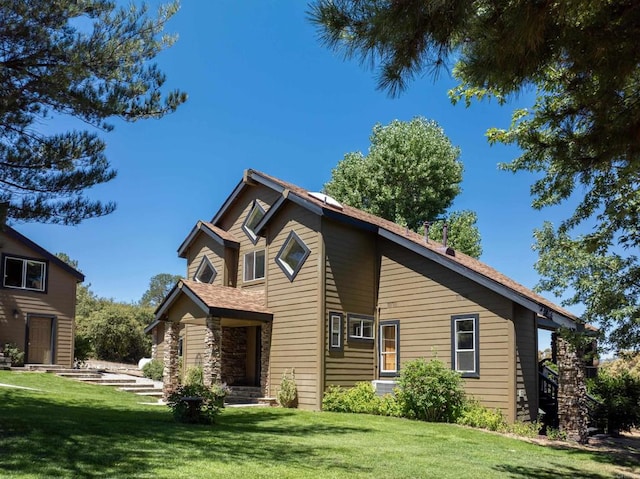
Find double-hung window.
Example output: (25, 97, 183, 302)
(2, 255, 47, 292)
(244, 250, 265, 282)
(347, 314, 374, 341)
(379, 320, 399, 376)
(328, 312, 343, 352)
(451, 314, 479, 378)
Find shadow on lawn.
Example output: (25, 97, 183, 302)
(493, 463, 611, 479)
(0, 389, 372, 478)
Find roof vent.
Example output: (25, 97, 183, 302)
(308, 192, 343, 209)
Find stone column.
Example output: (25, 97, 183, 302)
(203, 316, 222, 387)
(557, 336, 589, 443)
(260, 322, 272, 397)
(162, 321, 180, 399)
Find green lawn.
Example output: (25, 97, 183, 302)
(0, 371, 636, 479)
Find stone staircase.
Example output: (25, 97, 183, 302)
(226, 385, 263, 405)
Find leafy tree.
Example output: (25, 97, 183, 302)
(0, 0, 186, 225)
(425, 210, 482, 259)
(140, 273, 182, 308)
(310, 1, 640, 348)
(324, 117, 482, 257)
(533, 223, 639, 352)
(78, 302, 153, 363)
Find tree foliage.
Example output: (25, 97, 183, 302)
(310, 0, 640, 348)
(0, 0, 186, 225)
(324, 117, 482, 257)
(140, 273, 181, 308)
(534, 223, 639, 352)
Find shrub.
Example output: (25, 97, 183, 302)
(142, 359, 164, 381)
(183, 365, 204, 386)
(396, 358, 465, 422)
(322, 382, 401, 416)
(277, 369, 298, 408)
(457, 401, 506, 431)
(588, 368, 640, 434)
(507, 420, 542, 438)
(166, 383, 228, 424)
(3, 343, 24, 367)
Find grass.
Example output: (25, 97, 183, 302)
(0, 371, 636, 479)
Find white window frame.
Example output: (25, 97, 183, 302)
(243, 249, 265, 282)
(242, 202, 266, 244)
(379, 320, 399, 376)
(194, 256, 217, 284)
(329, 312, 343, 352)
(347, 314, 374, 341)
(451, 314, 480, 378)
(275, 231, 311, 281)
(2, 255, 47, 292)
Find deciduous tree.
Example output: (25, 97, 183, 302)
(140, 273, 182, 308)
(1, 0, 186, 225)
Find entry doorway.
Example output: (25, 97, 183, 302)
(27, 315, 54, 364)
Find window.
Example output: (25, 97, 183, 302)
(348, 314, 374, 341)
(275, 231, 310, 281)
(194, 257, 217, 284)
(244, 249, 265, 282)
(2, 255, 46, 292)
(242, 202, 266, 244)
(329, 312, 343, 352)
(178, 337, 184, 358)
(451, 314, 480, 378)
(380, 321, 399, 376)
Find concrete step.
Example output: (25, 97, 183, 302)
(119, 386, 163, 394)
(228, 386, 262, 399)
(135, 391, 163, 398)
(57, 372, 103, 379)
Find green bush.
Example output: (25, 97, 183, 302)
(3, 343, 24, 367)
(277, 369, 298, 408)
(457, 401, 506, 431)
(184, 365, 204, 386)
(166, 383, 228, 424)
(142, 359, 164, 381)
(396, 358, 465, 422)
(588, 368, 640, 434)
(507, 420, 542, 438)
(322, 382, 401, 417)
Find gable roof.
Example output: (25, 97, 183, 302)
(148, 279, 272, 331)
(1, 225, 85, 282)
(212, 169, 581, 330)
(177, 221, 240, 258)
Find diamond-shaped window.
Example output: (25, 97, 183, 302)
(194, 257, 217, 284)
(276, 231, 310, 281)
(242, 202, 266, 244)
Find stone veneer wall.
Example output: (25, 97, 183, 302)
(557, 337, 589, 443)
(203, 316, 222, 387)
(261, 322, 272, 397)
(221, 327, 248, 385)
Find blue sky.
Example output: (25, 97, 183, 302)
(15, 2, 579, 341)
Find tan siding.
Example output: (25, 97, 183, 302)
(186, 234, 226, 286)
(183, 324, 207, 370)
(323, 219, 376, 389)
(266, 202, 320, 410)
(515, 304, 538, 421)
(378, 238, 514, 416)
(0, 232, 78, 367)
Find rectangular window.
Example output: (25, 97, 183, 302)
(348, 314, 374, 341)
(2, 255, 47, 292)
(329, 312, 343, 352)
(243, 250, 265, 282)
(379, 321, 399, 376)
(451, 314, 479, 378)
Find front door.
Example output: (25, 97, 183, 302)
(27, 316, 53, 364)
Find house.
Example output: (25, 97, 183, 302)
(0, 225, 84, 367)
(147, 169, 583, 422)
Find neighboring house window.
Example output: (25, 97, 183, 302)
(348, 314, 374, 341)
(451, 314, 480, 378)
(244, 249, 265, 282)
(194, 256, 216, 284)
(2, 255, 47, 292)
(380, 320, 399, 376)
(329, 312, 343, 352)
(242, 202, 266, 244)
(275, 231, 310, 281)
